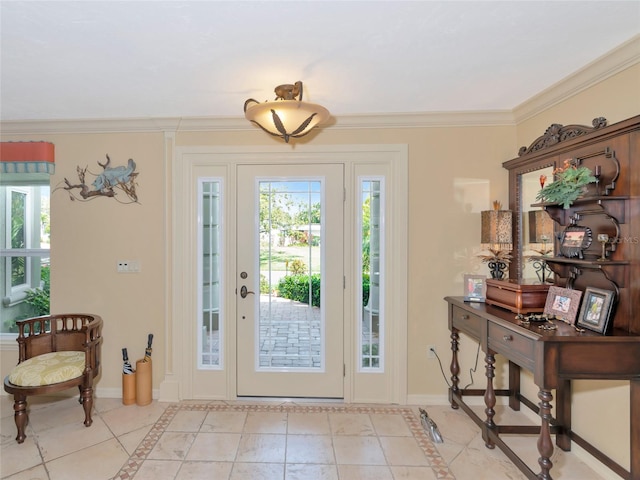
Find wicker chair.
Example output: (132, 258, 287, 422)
(3, 314, 103, 443)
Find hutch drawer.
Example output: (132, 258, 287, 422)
(487, 322, 535, 371)
(450, 304, 482, 338)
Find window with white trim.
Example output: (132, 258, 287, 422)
(1, 181, 50, 334)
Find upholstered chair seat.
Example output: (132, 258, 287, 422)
(3, 314, 103, 444)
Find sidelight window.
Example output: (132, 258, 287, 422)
(198, 179, 223, 368)
(359, 178, 384, 371)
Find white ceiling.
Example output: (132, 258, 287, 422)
(1, 1, 639, 122)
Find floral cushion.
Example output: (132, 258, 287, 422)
(8, 351, 85, 387)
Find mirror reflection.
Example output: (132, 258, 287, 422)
(521, 166, 554, 282)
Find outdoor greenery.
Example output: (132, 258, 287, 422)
(362, 274, 370, 307)
(260, 183, 373, 309)
(25, 265, 50, 316)
(259, 187, 321, 247)
(260, 274, 271, 294)
(277, 274, 321, 308)
(2, 265, 51, 333)
(11, 191, 27, 286)
(362, 343, 379, 368)
(289, 259, 306, 275)
(361, 196, 371, 273)
(276, 272, 370, 308)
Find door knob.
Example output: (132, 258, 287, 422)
(240, 285, 255, 298)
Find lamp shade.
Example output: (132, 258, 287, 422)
(481, 210, 513, 245)
(528, 210, 554, 243)
(244, 100, 329, 142)
(244, 81, 330, 143)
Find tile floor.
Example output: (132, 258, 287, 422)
(0, 394, 611, 480)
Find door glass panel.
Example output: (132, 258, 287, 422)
(259, 180, 323, 370)
(360, 179, 384, 371)
(199, 180, 222, 368)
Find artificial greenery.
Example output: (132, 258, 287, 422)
(536, 161, 596, 209)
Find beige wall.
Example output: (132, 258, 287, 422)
(1, 133, 167, 393)
(515, 63, 640, 145)
(1, 60, 637, 472)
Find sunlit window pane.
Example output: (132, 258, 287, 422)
(360, 179, 384, 371)
(259, 180, 323, 370)
(1, 183, 50, 333)
(199, 180, 222, 368)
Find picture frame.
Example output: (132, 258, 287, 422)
(543, 286, 582, 323)
(559, 225, 592, 259)
(576, 287, 616, 334)
(464, 274, 486, 302)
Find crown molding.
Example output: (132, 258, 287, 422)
(1, 36, 636, 136)
(513, 34, 640, 123)
(327, 111, 514, 129)
(0, 117, 184, 135)
(0, 111, 515, 135)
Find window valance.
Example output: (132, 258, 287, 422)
(0, 141, 55, 174)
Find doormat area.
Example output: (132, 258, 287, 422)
(113, 402, 455, 479)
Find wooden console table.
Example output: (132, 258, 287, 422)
(445, 296, 640, 479)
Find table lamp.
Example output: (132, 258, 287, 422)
(480, 201, 512, 279)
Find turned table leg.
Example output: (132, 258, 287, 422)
(449, 329, 460, 409)
(484, 351, 496, 449)
(13, 394, 28, 444)
(81, 386, 94, 427)
(537, 388, 554, 479)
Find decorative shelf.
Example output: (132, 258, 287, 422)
(536, 256, 629, 292)
(532, 195, 629, 210)
(534, 256, 629, 267)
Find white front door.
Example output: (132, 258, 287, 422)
(236, 164, 344, 398)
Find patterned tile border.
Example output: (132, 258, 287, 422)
(112, 402, 456, 480)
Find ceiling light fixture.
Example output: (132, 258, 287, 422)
(244, 81, 330, 143)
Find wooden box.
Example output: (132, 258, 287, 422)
(485, 279, 550, 314)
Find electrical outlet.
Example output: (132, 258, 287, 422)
(117, 260, 140, 273)
(427, 345, 436, 359)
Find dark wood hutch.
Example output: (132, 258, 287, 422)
(445, 115, 640, 479)
(506, 115, 639, 336)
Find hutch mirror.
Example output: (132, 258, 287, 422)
(519, 167, 554, 281)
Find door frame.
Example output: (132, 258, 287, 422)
(162, 144, 408, 404)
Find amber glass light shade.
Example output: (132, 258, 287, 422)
(244, 82, 330, 143)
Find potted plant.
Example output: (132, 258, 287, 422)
(536, 160, 597, 209)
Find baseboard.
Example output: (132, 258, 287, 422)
(96, 387, 160, 401)
(571, 443, 623, 480)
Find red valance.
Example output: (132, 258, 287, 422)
(0, 141, 55, 174)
